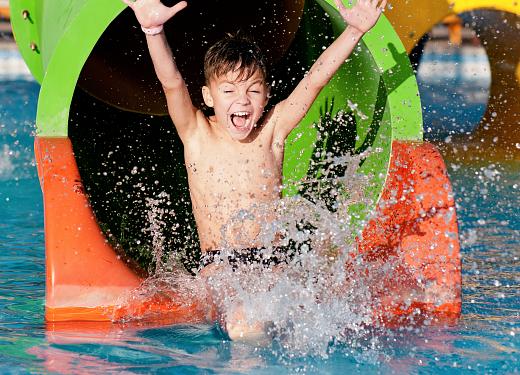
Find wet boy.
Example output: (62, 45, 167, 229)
(123, 0, 386, 340)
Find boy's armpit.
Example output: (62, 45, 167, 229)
(167, 105, 203, 143)
(270, 99, 306, 141)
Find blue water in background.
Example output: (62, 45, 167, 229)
(0, 74, 518, 373)
(418, 41, 491, 140)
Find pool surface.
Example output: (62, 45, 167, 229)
(0, 77, 519, 373)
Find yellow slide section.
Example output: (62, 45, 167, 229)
(386, 0, 520, 160)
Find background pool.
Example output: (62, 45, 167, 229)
(0, 76, 518, 372)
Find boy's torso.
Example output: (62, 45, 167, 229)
(184, 110, 284, 251)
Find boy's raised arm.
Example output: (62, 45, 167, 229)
(123, 0, 197, 141)
(273, 0, 386, 140)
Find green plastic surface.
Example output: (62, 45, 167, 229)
(9, 0, 44, 82)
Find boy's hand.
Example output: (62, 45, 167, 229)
(334, 0, 387, 34)
(122, 0, 188, 28)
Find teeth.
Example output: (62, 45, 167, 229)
(232, 112, 249, 117)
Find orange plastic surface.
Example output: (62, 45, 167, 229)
(358, 140, 461, 323)
(36, 137, 460, 325)
(35, 137, 207, 323)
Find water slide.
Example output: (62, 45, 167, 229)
(386, 0, 520, 160)
(9, 0, 461, 324)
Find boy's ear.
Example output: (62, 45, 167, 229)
(202, 86, 214, 108)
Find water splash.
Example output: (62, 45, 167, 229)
(110, 132, 437, 363)
(142, 191, 183, 274)
(115, 149, 420, 361)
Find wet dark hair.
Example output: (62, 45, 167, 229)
(204, 32, 267, 84)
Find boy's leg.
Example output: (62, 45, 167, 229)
(198, 261, 272, 345)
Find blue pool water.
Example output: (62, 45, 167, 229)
(0, 76, 519, 373)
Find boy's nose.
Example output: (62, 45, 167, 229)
(237, 92, 251, 104)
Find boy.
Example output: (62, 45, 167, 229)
(123, 0, 386, 340)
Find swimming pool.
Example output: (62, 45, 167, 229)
(0, 78, 518, 373)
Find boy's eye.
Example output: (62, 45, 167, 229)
(221, 87, 234, 93)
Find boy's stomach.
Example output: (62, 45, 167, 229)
(191, 197, 279, 252)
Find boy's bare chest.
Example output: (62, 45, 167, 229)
(185, 141, 283, 199)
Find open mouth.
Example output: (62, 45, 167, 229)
(230, 111, 252, 129)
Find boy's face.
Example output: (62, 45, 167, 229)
(202, 68, 269, 141)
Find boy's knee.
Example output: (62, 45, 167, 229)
(224, 307, 271, 345)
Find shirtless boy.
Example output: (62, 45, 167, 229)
(123, 0, 386, 340)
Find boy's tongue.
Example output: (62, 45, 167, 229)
(232, 114, 247, 128)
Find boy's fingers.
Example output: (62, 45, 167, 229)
(379, 0, 387, 11)
(121, 0, 134, 7)
(169, 0, 188, 17)
(334, 0, 347, 13)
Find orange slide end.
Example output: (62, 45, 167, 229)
(358, 141, 461, 325)
(34, 137, 207, 323)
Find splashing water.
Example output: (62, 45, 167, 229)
(204, 151, 424, 358)
(112, 147, 427, 360)
(142, 191, 184, 274)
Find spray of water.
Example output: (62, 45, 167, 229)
(112, 116, 425, 360)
